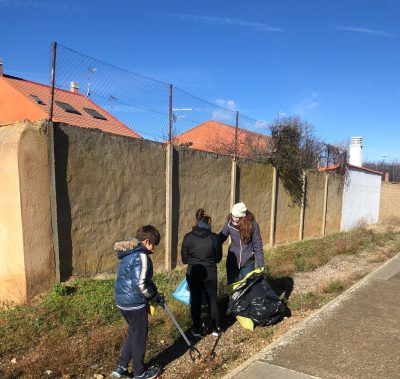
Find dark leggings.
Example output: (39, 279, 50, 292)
(119, 307, 148, 376)
(186, 265, 219, 330)
(226, 251, 255, 284)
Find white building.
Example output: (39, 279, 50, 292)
(340, 137, 382, 231)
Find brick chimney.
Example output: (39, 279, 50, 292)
(384, 172, 390, 182)
(349, 136, 363, 167)
(0, 58, 3, 77)
(70, 81, 79, 93)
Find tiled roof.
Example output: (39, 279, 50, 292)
(319, 164, 383, 175)
(173, 120, 271, 158)
(2, 75, 140, 138)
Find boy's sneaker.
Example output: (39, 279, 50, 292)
(135, 366, 160, 379)
(191, 328, 202, 338)
(111, 365, 132, 378)
(212, 327, 222, 337)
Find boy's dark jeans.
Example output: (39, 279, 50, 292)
(119, 306, 148, 376)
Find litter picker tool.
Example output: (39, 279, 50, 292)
(207, 333, 222, 360)
(161, 302, 201, 361)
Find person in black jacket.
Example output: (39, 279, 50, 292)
(181, 209, 222, 337)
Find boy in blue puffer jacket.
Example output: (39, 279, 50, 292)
(111, 225, 163, 379)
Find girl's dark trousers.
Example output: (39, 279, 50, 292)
(186, 264, 219, 330)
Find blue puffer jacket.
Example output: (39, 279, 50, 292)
(114, 238, 157, 310)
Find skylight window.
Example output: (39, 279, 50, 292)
(83, 107, 107, 120)
(55, 101, 81, 115)
(29, 94, 45, 105)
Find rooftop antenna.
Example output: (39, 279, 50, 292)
(108, 94, 118, 111)
(172, 108, 193, 122)
(86, 66, 97, 97)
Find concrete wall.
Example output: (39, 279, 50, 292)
(54, 124, 166, 276)
(275, 175, 301, 244)
(303, 172, 325, 239)
(379, 182, 400, 222)
(341, 167, 382, 231)
(0, 121, 55, 303)
(325, 175, 343, 234)
(0, 121, 351, 303)
(175, 146, 231, 265)
(237, 159, 273, 247)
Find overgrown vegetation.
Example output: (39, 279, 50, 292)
(1, 226, 399, 378)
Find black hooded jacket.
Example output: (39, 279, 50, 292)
(181, 226, 222, 269)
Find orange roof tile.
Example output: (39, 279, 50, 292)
(173, 120, 271, 158)
(319, 164, 383, 175)
(1, 75, 140, 138)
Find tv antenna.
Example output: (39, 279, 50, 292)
(172, 108, 192, 122)
(86, 66, 97, 97)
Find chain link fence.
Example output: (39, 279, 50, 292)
(50, 43, 270, 158)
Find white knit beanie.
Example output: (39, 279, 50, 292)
(231, 202, 247, 218)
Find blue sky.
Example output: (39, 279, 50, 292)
(1, 0, 399, 161)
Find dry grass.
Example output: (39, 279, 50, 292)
(1, 226, 399, 378)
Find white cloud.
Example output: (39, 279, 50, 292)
(210, 98, 237, 123)
(254, 119, 269, 129)
(163, 13, 284, 32)
(293, 92, 319, 115)
(0, 0, 87, 11)
(336, 26, 395, 37)
(215, 98, 238, 111)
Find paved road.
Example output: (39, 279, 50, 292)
(225, 254, 400, 379)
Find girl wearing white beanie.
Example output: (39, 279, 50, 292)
(219, 202, 265, 284)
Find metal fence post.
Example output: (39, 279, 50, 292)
(169, 84, 173, 143)
(165, 84, 174, 271)
(46, 41, 60, 283)
(49, 42, 57, 121)
(234, 111, 239, 160)
(230, 111, 239, 209)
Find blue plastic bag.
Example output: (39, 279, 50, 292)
(172, 277, 208, 305)
(172, 277, 191, 305)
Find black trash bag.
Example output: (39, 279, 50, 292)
(227, 272, 290, 326)
(226, 272, 263, 315)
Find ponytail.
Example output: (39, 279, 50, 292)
(195, 208, 211, 225)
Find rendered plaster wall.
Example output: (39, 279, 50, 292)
(237, 159, 273, 247)
(341, 168, 381, 231)
(175, 147, 231, 266)
(54, 124, 166, 277)
(303, 172, 325, 239)
(0, 123, 27, 302)
(0, 121, 55, 303)
(325, 175, 343, 234)
(379, 182, 400, 222)
(275, 176, 301, 244)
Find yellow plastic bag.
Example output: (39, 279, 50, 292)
(236, 315, 254, 331)
(148, 305, 155, 316)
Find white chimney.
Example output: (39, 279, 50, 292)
(349, 136, 362, 167)
(70, 81, 79, 93)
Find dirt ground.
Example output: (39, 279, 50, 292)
(154, 228, 400, 379)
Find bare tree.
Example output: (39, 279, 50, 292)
(364, 159, 400, 182)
